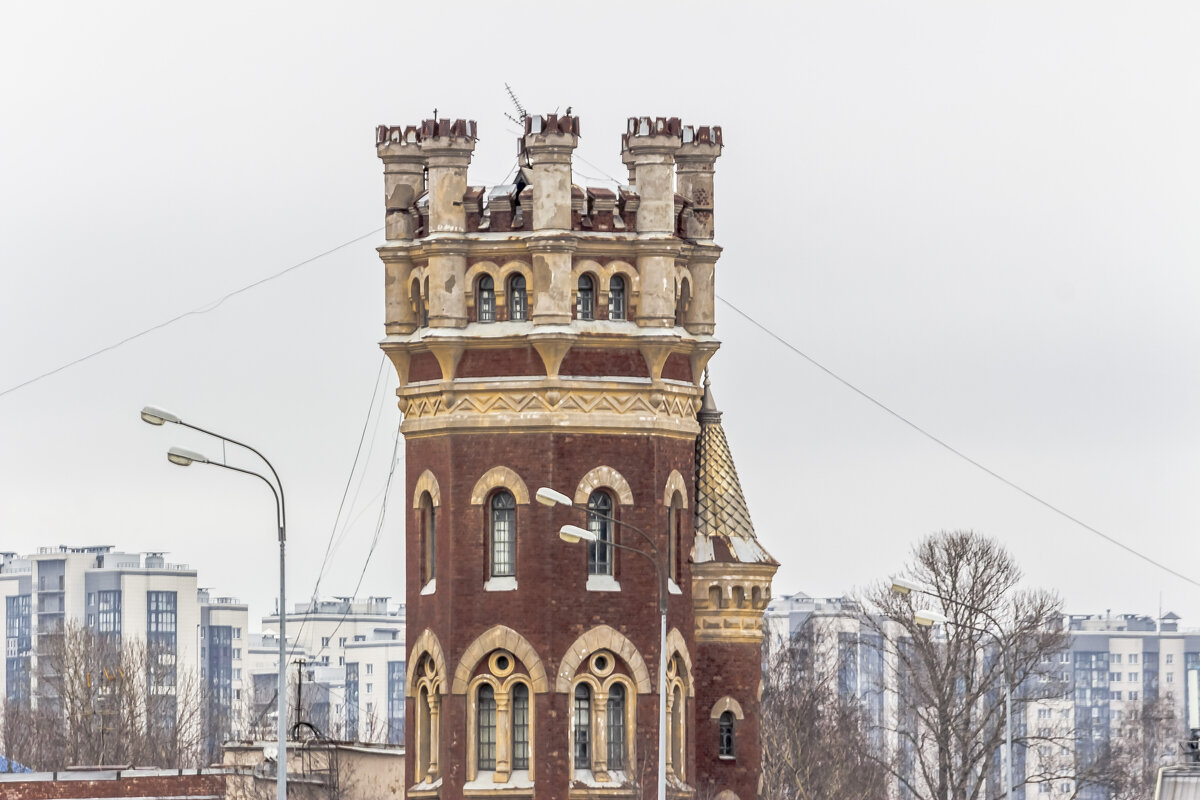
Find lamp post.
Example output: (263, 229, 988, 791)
(144, 407, 288, 800)
(892, 578, 1013, 800)
(537, 487, 668, 800)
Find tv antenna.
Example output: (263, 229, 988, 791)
(504, 83, 528, 127)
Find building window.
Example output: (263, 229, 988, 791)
(339, 637, 346, 648)
(366, 682, 373, 694)
(1167, 654, 1175, 665)
(1111, 653, 1122, 664)
(234, 627, 241, 639)
(478, 275, 496, 322)
(414, 651, 444, 783)
(577, 275, 595, 320)
(1129, 672, 1139, 682)
(96, 590, 121, 637)
(1129, 653, 1138, 664)
(420, 491, 436, 584)
(322, 637, 330, 647)
(366, 663, 374, 674)
(587, 491, 614, 576)
(233, 648, 241, 659)
(668, 491, 684, 584)
(607, 684, 626, 769)
(509, 275, 527, 321)
(1168, 672, 1175, 683)
(1113, 690, 1123, 700)
(1109, 672, 1121, 682)
(512, 683, 530, 770)
(1130, 690, 1139, 700)
(609, 275, 626, 320)
(574, 683, 591, 765)
(490, 490, 516, 578)
(718, 710, 735, 757)
(478, 684, 497, 770)
(387, 661, 404, 745)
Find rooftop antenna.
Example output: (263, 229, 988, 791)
(504, 83, 528, 127)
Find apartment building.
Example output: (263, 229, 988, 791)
(0, 546, 247, 761)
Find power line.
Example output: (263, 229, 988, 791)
(288, 354, 390, 661)
(716, 293, 1200, 591)
(0, 226, 383, 401)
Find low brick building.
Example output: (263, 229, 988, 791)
(0, 768, 227, 800)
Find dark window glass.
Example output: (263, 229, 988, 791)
(345, 663, 360, 741)
(97, 590, 121, 637)
(512, 683, 530, 770)
(574, 683, 591, 766)
(478, 684, 497, 770)
(587, 491, 614, 576)
(719, 710, 735, 757)
(490, 491, 516, 577)
(609, 275, 626, 320)
(478, 276, 495, 322)
(388, 661, 405, 744)
(509, 275, 527, 321)
(577, 275, 594, 320)
(607, 684, 626, 769)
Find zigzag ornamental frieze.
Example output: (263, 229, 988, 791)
(396, 380, 702, 437)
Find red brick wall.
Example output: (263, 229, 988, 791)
(405, 429, 698, 799)
(694, 640, 764, 800)
(558, 348, 650, 378)
(1, 773, 225, 799)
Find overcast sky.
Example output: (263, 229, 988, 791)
(2, 2, 1197, 627)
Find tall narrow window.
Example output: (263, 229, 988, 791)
(420, 492, 436, 584)
(512, 683, 530, 770)
(609, 275, 626, 320)
(577, 275, 595, 320)
(670, 684, 684, 776)
(509, 275, 527, 321)
(607, 684, 626, 769)
(417, 685, 431, 779)
(718, 710, 735, 757)
(422, 277, 430, 327)
(574, 683, 591, 767)
(587, 491, 614, 576)
(478, 275, 496, 322)
(490, 491, 516, 577)
(478, 684, 497, 770)
(668, 491, 684, 584)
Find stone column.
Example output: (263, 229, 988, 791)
(624, 117, 682, 328)
(376, 124, 426, 241)
(421, 118, 476, 328)
(495, 692, 512, 781)
(523, 114, 580, 325)
(428, 691, 442, 778)
(675, 125, 723, 335)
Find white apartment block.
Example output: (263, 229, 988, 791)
(0, 546, 247, 763)
(765, 593, 1196, 800)
(256, 597, 405, 744)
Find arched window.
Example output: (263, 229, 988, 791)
(512, 683, 530, 770)
(668, 491, 684, 584)
(670, 684, 685, 777)
(577, 275, 595, 320)
(477, 684, 497, 770)
(609, 275, 626, 320)
(607, 683, 626, 769)
(718, 710, 735, 758)
(587, 491, 613, 576)
(490, 491, 516, 578)
(420, 492, 436, 584)
(574, 683, 591, 766)
(478, 275, 496, 322)
(509, 275, 527, 321)
(417, 685, 431, 778)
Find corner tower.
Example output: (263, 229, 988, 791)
(375, 114, 772, 800)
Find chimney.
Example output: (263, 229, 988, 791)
(622, 116, 682, 327)
(420, 117, 477, 328)
(522, 113, 581, 325)
(675, 125, 723, 335)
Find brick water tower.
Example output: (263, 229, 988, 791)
(374, 113, 777, 800)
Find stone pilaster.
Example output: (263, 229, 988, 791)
(420, 118, 476, 329)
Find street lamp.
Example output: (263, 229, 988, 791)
(144, 406, 288, 800)
(893, 578, 1014, 800)
(538, 487, 668, 800)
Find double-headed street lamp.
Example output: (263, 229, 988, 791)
(536, 487, 668, 800)
(142, 406, 288, 800)
(892, 578, 1014, 800)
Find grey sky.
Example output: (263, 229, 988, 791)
(2, 2, 1197, 625)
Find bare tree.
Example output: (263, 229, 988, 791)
(0, 622, 204, 770)
(761, 619, 889, 800)
(865, 531, 1070, 800)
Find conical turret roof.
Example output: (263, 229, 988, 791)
(692, 375, 777, 565)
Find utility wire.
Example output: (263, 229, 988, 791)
(288, 354, 389, 661)
(717, 293, 1200, 591)
(0, 226, 383, 400)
